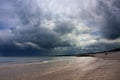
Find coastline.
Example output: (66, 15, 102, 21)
(0, 51, 120, 80)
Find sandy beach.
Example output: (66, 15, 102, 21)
(0, 51, 120, 80)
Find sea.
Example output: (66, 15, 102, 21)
(0, 57, 73, 66)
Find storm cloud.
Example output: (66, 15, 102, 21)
(97, 0, 120, 39)
(0, 0, 120, 56)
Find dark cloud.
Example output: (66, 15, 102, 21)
(97, 0, 120, 39)
(3, 0, 77, 49)
(0, 44, 44, 56)
(0, 22, 8, 30)
(54, 21, 75, 35)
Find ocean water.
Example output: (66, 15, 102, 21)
(0, 57, 71, 66)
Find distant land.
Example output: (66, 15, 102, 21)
(52, 47, 120, 57)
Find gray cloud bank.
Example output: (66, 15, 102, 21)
(0, 0, 120, 56)
(97, 0, 120, 39)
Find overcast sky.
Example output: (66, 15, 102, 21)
(0, 0, 120, 56)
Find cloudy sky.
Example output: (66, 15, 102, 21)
(0, 0, 120, 56)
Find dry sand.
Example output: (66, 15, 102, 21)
(0, 51, 120, 80)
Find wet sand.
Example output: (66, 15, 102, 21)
(0, 51, 120, 80)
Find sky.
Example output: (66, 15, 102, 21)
(0, 0, 120, 56)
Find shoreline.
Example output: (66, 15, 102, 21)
(0, 51, 120, 80)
